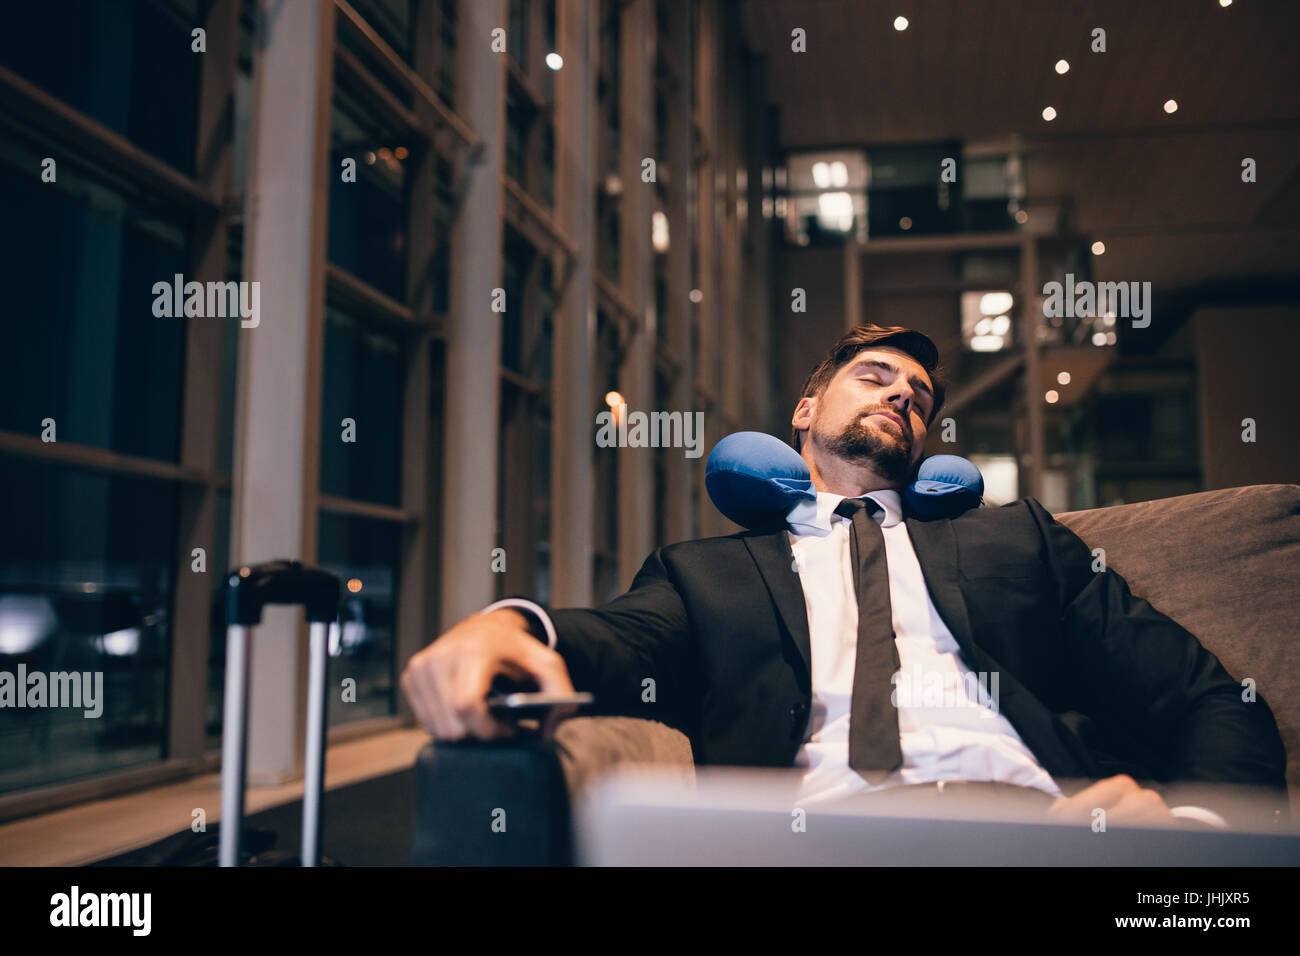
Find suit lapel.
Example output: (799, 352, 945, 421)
(743, 531, 813, 692)
(904, 511, 1094, 781)
(903, 514, 977, 665)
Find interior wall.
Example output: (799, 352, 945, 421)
(1192, 305, 1300, 490)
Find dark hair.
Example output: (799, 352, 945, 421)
(792, 323, 947, 450)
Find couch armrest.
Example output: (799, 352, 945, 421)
(552, 716, 695, 797)
(411, 717, 694, 866)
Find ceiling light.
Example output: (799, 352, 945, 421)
(1091, 241, 1106, 255)
(1045, 390, 1059, 404)
(818, 191, 854, 232)
(1057, 371, 1071, 385)
(652, 211, 669, 252)
(1042, 106, 1057, 121)
(970, 334, 1004, 352)
(1055, 59, 1069, 74)
(546, 52, 563, 70)
(979, 292, 1014, 315)
(893, 16, 909, 31)
(1164, 99, 1178, 113)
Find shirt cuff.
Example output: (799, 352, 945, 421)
(481, 598, 558, 650)
(1169, 805, 1231, 830)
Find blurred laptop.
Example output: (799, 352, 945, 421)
(574, 766, 1300, 866)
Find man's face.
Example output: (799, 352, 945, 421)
(792, 346, 934, 485)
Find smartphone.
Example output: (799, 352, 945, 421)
(486, 691, 594, 718)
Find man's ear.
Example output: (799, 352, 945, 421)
(791, 396, 814, 439)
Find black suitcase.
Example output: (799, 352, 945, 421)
(219, 560, 341, 867)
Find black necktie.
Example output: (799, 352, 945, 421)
(833, 497, 903, 784)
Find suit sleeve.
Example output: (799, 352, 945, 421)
(1024, 498, 1287, 802)
(542, 548, 698, 726)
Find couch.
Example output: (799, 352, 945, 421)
(411, 484, 1300, 865)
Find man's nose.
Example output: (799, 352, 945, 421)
(885, 391, 913, 416)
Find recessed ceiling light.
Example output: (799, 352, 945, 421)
(979, 292, 1014, 315)
(1057, 371, 1071, 385)
(893, 16, 909, 31)
(546, 52, 563, 70)
(1164, 99, 1179, 113)
(1091, 241, 1106, 255)
(1045, 390, 1059, 404)
(1055, 59, 1069, 74)
(1042, 106, 1057, 121)
(899, 216, 913, 230)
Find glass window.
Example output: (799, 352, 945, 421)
(539, 121, 555, 208)
(0, 457, 177, 793)
(508, 0, 529, 74)
(317, 512, 400, 725)
(535, 405, 552, 604)
(592, 309, 620, 602)
(347, 0, 416, 64)
(328, 89, 410, 301)
(319, 303, 406, 507)
(437, 0, 458, 109)
(0, 0, 200, 176)
(204, 490, 232, 751)
(501, 229, 536, 372)
(0, 127, 187, 462)
(432, 154, 453, 315)
(505, 86, 529, 186)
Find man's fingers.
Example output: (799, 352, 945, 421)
(1109, 789, 1176, 826)
(398, 618, 578, 743)
(513, 644, 576, 695)
(1048, 775, 1174, 826)
(400, 666, 438, 736)
(413, 654, 459, 738)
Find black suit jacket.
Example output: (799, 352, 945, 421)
(544, 496, 1287, 812)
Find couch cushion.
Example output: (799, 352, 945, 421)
(1055, 484, 1300, 814)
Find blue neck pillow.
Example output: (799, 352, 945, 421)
(705, 431, 984, 530)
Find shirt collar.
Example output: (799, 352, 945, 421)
(786, 488, 904, 536)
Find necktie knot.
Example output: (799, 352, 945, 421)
(834, 497, 882, 521)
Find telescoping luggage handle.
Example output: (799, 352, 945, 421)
(221, 560, 340, 867)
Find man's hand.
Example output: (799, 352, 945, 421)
(1047, 774, 1178, 827)
(400, 609, 577, 742)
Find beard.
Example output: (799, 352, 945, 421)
(821, 412, 913, 484)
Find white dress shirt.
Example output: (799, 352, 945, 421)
(786, 489, 1063, 806)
